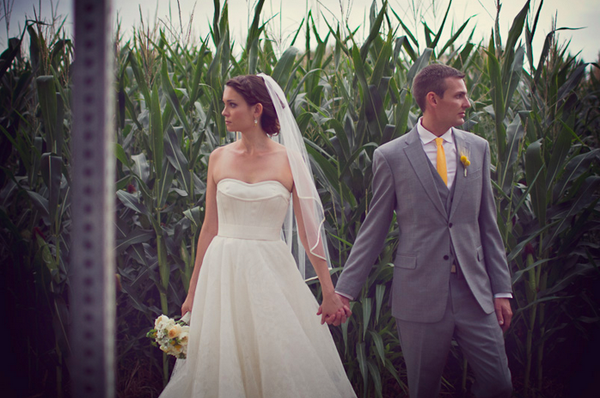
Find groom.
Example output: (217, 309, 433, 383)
(333, 64, 513, 397)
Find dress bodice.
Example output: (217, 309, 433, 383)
(216, 179, 291, 241)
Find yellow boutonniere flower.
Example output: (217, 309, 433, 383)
(460, 149, 471, 177)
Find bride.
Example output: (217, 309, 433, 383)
(158, 74, 357, 397)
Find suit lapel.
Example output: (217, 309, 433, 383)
(403, 128, 447, 219)
(449, 128, 470, 220)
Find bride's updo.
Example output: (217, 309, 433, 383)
(225, 75, 280, 136)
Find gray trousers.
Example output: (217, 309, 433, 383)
(395, 273, 512, 398)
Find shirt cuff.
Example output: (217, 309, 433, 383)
(335, 291, 354, 301)
(494, 293, 513, 299)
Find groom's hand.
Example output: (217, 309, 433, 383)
(317, 294, 352, 326)
(494, 298, 512, 332)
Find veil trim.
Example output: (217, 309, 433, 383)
(258, 73, 331, 278)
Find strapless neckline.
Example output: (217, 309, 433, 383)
(217, 178, 290, 192)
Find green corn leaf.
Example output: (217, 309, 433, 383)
(356, 342, 368, 391)
(557, 63, 587, 102)
(161, 59, 191, 134)
(164, 127, 192, 195)
(116, 229, 154, 253)
(368, 329, 386, 365)
(545, 123, 572, 191)
(36, 76, 62, 154)
(115, 143, 131, 168)
(131, 153, 151, 183)
(406, 48, 433, 88)
(362, 297, 372, 337)
(27, 190, 50, 225)
(156, 161, 176, 209)
(429, 0, 453, 51)
(189, 37, 209, 107)
(506, 222, 553, 263)
(393, 90, 412, 139)
(500, 116, 524, 190)
(116, 190, 149, 216)
(369, 36, 393, 86)
(339, 143, 378, 182)
(423, 22, 434, 49)
(504, 46, 525, 116)
(40, 153, 62, 222)
(272, 47, 299, 89)
(127, 51, 151, 105)
(0, 37, 21, 81)
(512, 258, 553, 284)
(359, 0, 387, 60)
(438, 17, 473, 58)
(486, 47, 506, 157)
(385, 358, 406, 391)
(375, 284, 385, 323)
(525, 139, 546, 227)
(27, 25, 41, 72)
(183, 206, 203, 228)
(150, 81, 164, 177)
(325, 118, 351, 160)
(390, 8, 418, 48)
(547, 176, 600, 245)
(503, 1, 530, 67)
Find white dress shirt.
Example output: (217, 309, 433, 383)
(416, 118, 456, 189)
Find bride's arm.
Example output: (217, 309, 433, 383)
(181, 149, 221, 316)
(291, 188, 351, 325)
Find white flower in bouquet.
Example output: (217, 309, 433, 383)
(147, 313, 191, 359)
(155, 315, 169, 328)
(168, 324, 182, 339)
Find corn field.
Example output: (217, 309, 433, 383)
(1, 0, 599, 397)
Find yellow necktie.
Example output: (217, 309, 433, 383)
(435, 138, 448, 185)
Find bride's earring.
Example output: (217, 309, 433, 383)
(254, 118, 258, 126)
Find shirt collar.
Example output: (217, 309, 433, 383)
(417, 118, 454, 145)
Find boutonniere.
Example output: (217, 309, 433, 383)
(460, 149, 471, 177)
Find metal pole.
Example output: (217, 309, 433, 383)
(70, 0, 115, 397)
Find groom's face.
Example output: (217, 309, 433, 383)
(436, 77, 471, 128)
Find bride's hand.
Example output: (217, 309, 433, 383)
(181, 295, 194, 316)
(317, 293, 352, 326)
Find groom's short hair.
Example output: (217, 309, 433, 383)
(412, 64, 465, 112)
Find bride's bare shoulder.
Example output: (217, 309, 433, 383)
(210, 142, 237, 159)
(270, 141, 289, 155)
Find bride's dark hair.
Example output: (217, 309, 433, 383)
(225, 75, 280, 136)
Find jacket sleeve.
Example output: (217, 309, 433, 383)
(479, 141, 513, 295)
(335, 148, 397, 299)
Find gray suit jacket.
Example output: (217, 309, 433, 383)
(335, 126, 512, 323)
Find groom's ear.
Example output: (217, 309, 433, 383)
(425, 91, 438, 110)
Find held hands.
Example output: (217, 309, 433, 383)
(494, 298, 512, 332)
(317, 293, 352, 326)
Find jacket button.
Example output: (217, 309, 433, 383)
(443, 255, 449, 260)
(449, 223, 453, 228)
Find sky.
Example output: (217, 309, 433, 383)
(1, 0, 599, 64)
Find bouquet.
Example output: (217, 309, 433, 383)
(147, 312, 191, 359)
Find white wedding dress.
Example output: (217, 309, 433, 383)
(159, 178, 356, 398)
